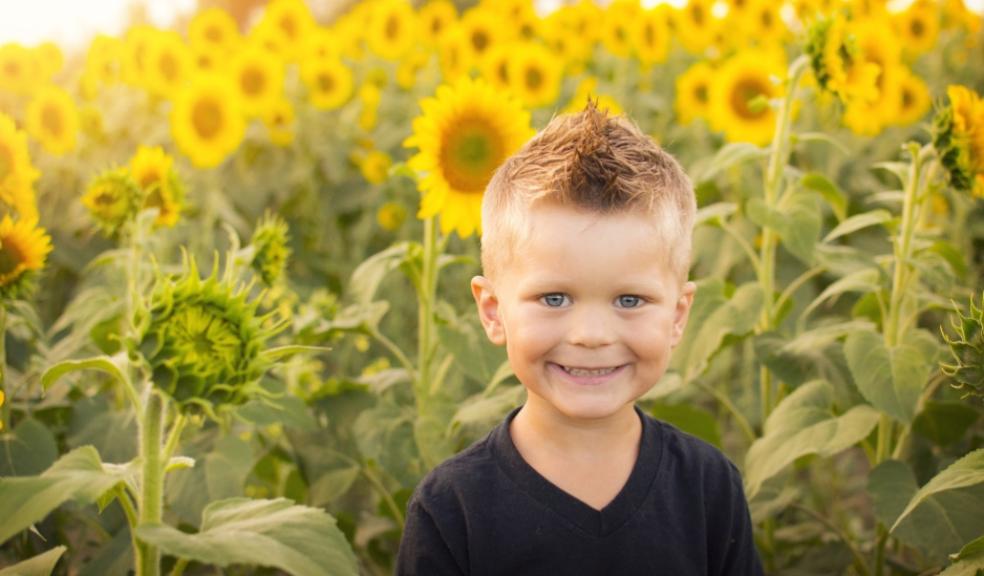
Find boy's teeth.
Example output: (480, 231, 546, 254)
(563, 365, 617, 377)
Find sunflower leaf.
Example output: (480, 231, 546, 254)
(0, 546, 67, 576)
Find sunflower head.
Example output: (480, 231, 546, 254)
(0, 215, 52, 301)
(26, 85, 79, 156)
(129, 146, 185, 227)
(170, 74, 245, 168)
(81, 168, 143, 236)
(300, 57, 353, 111)
(0, 113, 40, 223)
(941, 292, 984, 399)
(131, 255, 286, 415)
(262, 98, 295, 147)
(805, 14, 878, 104)
(358, 149, 393, 185)
(249, 212, 291, 286)
(933, 85, 984, 199)
(377, 201, 407, 232)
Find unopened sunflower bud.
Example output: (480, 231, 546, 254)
(249, 213, 291, 286)
(81, 168, 142, 236)
(941, 292, 984, 399)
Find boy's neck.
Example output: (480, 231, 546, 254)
(510, 395, 642, 459)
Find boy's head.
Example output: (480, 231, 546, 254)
(480, 102, 696, 283)
(471, 104, 697, 423)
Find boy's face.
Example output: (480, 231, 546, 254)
(472, 202, 695, 424)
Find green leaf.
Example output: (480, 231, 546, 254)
(436, 312, 507, 386)
(649, 403, 721, 447)
(691, 142, 768, 183)
(205, 436, 253, 502)
(262, 345, 330, 362)
(939, 543, 984, 576)
(308, 466, 361, 507)
(801, 268, 881, 321)
(952, 534, 984, 562)
(823, 210, 893, 243)
(892, 449, 984, 532)
(795, 132, 850, 155)
(678, 282, 764, 383)
(41, 353, 139, 412)
(136, 497, 358, 576)
(450, 385, 525, 437)
(348, 242, 410, 304)
(912, 402, 980, 447)
(694, 202, 738, 227)
(800, 172, 848, 222)
(235, 395, 317, 431)
(844, 328, 934, 423)
(0, 546, 67, 576)
(0, 418, 58, 476)
(0, 446, 125, 544)
(745, 380, 879, 497)
(329, 301, 389, 332)
(747, 193, 821, 265)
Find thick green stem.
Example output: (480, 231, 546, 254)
(137, 391, 165, 576)
(414, 218, 441, 468)
(0, 306, 8, 432)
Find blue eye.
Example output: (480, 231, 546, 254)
(616, 295, 643, 308)
(541, 293, 569, 307)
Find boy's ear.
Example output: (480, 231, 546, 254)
(670, 281, 696, 347)
(471, 275, 506, 346)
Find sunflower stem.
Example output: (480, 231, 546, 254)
(757, 55, 809, 423)
(0, 305, 8, 432)
(136, 390, 165, 576)
(414, 217, 441, 469)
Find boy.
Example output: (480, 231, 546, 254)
(396, 104, 764, 575)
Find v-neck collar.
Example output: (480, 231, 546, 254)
(490, 405, 663, 538)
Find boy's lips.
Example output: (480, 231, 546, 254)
(548, 362, 628, 384)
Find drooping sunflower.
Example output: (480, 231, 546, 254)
(258, 0, 314, 62)
(0, 113, 40, 223)
(893, 0, 939, 57)
(261, 98, 295, 147)
(301, 57, 354, 111)
(933, 85, 984, 199)
(675, 61, 715, 125)
(81, 168, 142, 236)
(709, 49, 785, 145)
(144, 31, 194, 99)
(188, 7, 241, 57)
(632, 8, 670, 68)
(404, 77, 534, 238)
(0, 215, 52, 300)
(26, 85, 79, 155)
(894, 67, 930, 127)
(417, 0, 458, 47)
(0, 43, 39, 95)
(229, 44, 284, 118)
(507, 42, 562, 110)
(129, 146, 184, 227)
(170, 74, 246, 168)
(367, 0, 417, 61)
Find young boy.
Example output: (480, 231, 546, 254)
(396, 104, 763, 575)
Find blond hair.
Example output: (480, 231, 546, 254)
(481, 102, 696, 281)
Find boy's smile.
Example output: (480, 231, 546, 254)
(472, 201, 695, 426)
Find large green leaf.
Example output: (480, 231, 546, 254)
(800, 172, 847, 221)
(650, 403, 721, 447)
(912, 402, 981, 447)
(0, 446, 125, 544)
(0, 418, 59, 476)
(822, 209, 893, 243)
(745, 380, 879, 497)
(844, 328, 937, 423)
(40, 353, 139, 412)
(348, 242, 410, 304)
(690, 142, 767, 183)
(0, 546, 66, 576)
(136, 497, 358, 576)
(892, 449, 984, 532)
(436, 311, 507, 386)
(939, 535, 984, 576)
(747, 192, 822, 265)
(677, 282, 764, 382)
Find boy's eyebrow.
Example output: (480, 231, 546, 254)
(518, 274, 668, 293)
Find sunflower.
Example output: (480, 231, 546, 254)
(675, 61, 715, 125)
(893, 1, 939, 57)
(601, 1, 639, 58)
(543, 2, 599, 66)
(0, 114, 39, 223)
(262, 98, 295, 147)
(438, 26, 473, 82)
(633, 8, 670, 67)
(709, 49, 785, 145)
(894, 68, 930, 126)
(188, 8, 241, 57)
(258, 0, 314, 62)
(303, 27, 340, 62)
(34, 42, 63, 80)
(480, 42, 514, 93)
(81, 168, 142, 235)
(301, 57, 354, 111)
(404, 77, 534, 238)
(81, 35, 123, 98)
(805, 15, 880, 106)
(170, 74, 245, 168)
(247, 20, 291, 63)
(229, 45, 284, 118)
(674, 0, 719, 54)
(358, 149, 393, 184)
(417, 0, 458, 46)
(507, 42, 562, 109)
(129, 146, 184, 227)
(377, 201, 407, 231)
(396, 48, 430, 91)
(458, 9, 503, 64)
(737, 0, 789, 46)
(122, 25, 159, 89)
(564, 76, 623, 116)
(841, 18, 903, 135)
(249, 212, 291, 286)
(0, 43, 39, 95)
(933, 85, 984, 198)
(26, 85, 79, 155)
(144, 31, 194, 99)
(367, 0, 417, 61)
(358, 83, 382, 132)
(0, 215, 51, 300)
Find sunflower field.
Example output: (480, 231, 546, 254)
(0, 0, 983, 574)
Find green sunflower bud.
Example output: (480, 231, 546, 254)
(940, 292, 984, 399)
(81, 168, 143, 236)
(249, 212, 291, 286)
(131, 255, 287, 414)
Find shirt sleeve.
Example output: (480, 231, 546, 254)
(395, 497, 467, 576)
(710, 465, 765, 576)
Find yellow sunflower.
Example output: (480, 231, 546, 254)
(544, 2, 600, 66)
(188, 8, 241, 57)
(805, 14, 881, 106)
(129, 145, 184, 227)
(229, 45, 284, 117)
(377, 201, 407, 231)
(303, 27, 340, 62)
(480, 42, 514, 93)
(458, 9, 503, 64)
(122, 25, 159, 89)
(737, 0, 790, 46)
(396, 48, 431, 91)
(358, 83, 382, 132)
(674, 0, 719, 54)
(26, 85, 79, 155)
(633, 7, 670, 67)
(564, 76, 623, 116)
(358, 149, 393, 184)
(933, 85, 984, 198)
(417, 0, 458, 47)
(841, 18, 903, 135)
(301, 57, 354, 110)
(507, 42, 562, 109)
(81, 168, 142, 235)
(81, 34, 123, 98)
(262, 98, 295, 147)
(675, 60, 714, 125)
(0, 43, 39, 95)
(34, 42, 63, 80)
(144, 31, 194, 99)
(0, 114, 39, 223)
(367, 0, 417, 61)
(709, 49, 785, 145)
(404, 77, 534, 238)
(258, 0, 314, 62)
(0, 215, 52, 299)
(438, 26, 473, 82)
(893, 1, 939, 57)
(601, 0, 640, 59)
(894, 67, 930, 126)
(170, 74, 245, 168)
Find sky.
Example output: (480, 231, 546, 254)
(0, 0, 982, 48)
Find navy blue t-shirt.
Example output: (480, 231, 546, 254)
(396, 406, 764, 575)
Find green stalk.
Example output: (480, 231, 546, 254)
(137, 391, 165, 576)
(414, 218, 440, 468)
(0, 305, 7, 432)
(757, 55, 810, 422)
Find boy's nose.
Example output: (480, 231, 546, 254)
(566, 306, 617, 348)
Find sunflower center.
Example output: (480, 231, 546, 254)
(173, 304, 242, 373)
(317, 72, 335, 93)
(3, 61, 20, 78)
(496, 61, 509, 83)
(440, 116, 503, 193)
(385, 15, 401, 40)
(0, 145, 12, 181)
(730, 76, 770, 120)
(910, 18, 925, 38)
(0, 240, 25, 284)
(279, 16, 298, 39)
(192, 98, 223, 139)
(41, 104, 64, 137)
(242, 66, 266, 96)
(160, 52, 179, 82)
(690, 4, 704, 24)
(695, 83, 709, 103)
(525, 66, 543, 91)
(644, 23, 655, 47)
(430, 16, 445, 35)
(471, 29, 490, 53)
(206, 26, 223, 43)
(901, 86, 914, 110)
(138, 168, 161, 188)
